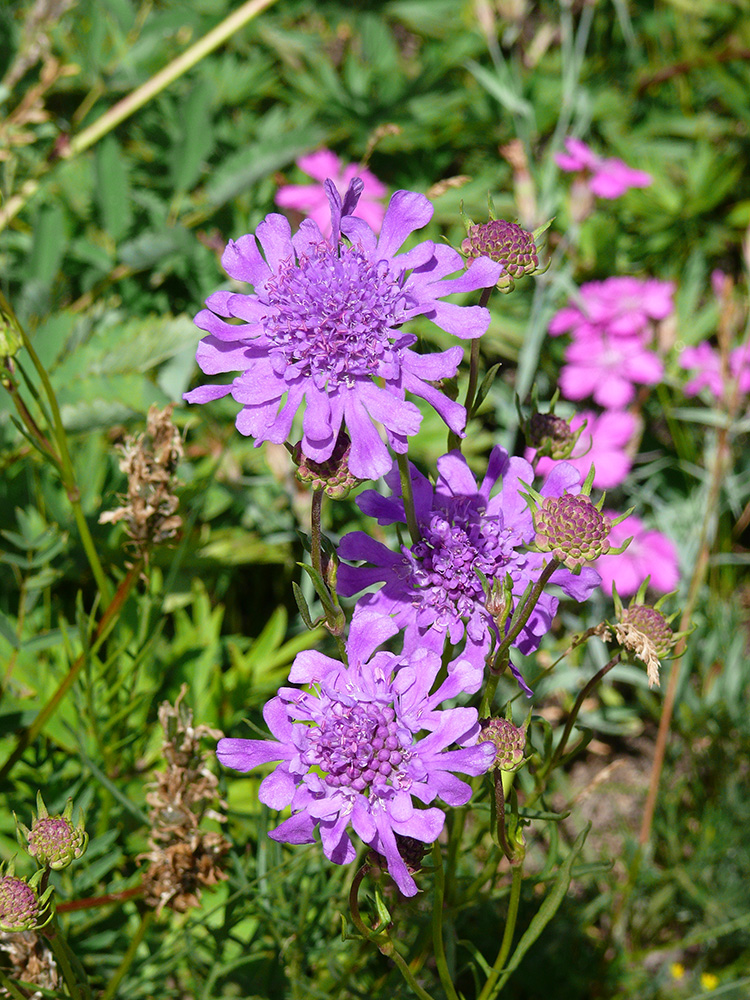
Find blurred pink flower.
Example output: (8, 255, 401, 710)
(275, 150, 387, 237)
(559, 334, 664, 408)
(549, 277, 675, 341)
(555, 138, 652, 199)
(595, 512, 679, 597)
(680, 340, 750, 399)
(527, 409, 637, 489)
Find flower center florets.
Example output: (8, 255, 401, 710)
(306, 700, 406, 792)
(263, 242, 409, 390)
(408, 504, 518, 622)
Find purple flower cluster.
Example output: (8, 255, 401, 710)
(193, 174, 642, 894)
(184, 178, 501, 481)
(555, 138, 652, 200)
(217, 609, 495, 896)
(337, 448, 599, 691)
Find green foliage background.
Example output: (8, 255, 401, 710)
(1, 0, 750, 997)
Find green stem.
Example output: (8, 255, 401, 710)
(548, 653, 620, 772)
(463, 287, 492, 422)
(431, 844, 460, 1000)
(348, 863, 437, 1000)
(0, 0, 281, 232)
(396, 452, 420, 545)
(310, 489, 324, 577)
(46, 922, 90, 1000)
(492, 560, 559, 666)
(0, 290, 110, 601)
(477, 862, 524, 1000)
(100, 909, 154, 1000)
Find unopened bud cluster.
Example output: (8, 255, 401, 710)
(532, 494, 612, 570)
(528, 412, 577, 460)
(0, 865, 53, 933)
(481, 717, 526, 772)
(18, 794, 88, 871)
(462, 220, 539, 290)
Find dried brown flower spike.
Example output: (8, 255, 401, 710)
(139, 686, 230, 914)
(99, 404, 183, 561)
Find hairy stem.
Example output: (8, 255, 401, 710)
(310, 489, 324, 577)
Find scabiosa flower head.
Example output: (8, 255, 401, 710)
(555, 138, 652, 199)
(526, 476, 631, 572)
(526, 411, 578, 460)
(480, 717, 526, 772)
(527, 409, 637, 490)
(275, 149, 387, 236)
(0, 865, 53, 933)
(217, 608, 496, 896)
(595, 512, 679, 597)
(184, 179, 502, 481)
(607, 580, 683, 688)
(17, 793, 88, 871)
(462, 220, 538, 288)
(337, 448, 600, 689)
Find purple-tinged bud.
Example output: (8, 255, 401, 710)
(462, 220, 538, 292)
(532, 494, 613, 570)
(608, 581, 685, 689)
(527, 411, 583, 461)
(17, 794, 88, 871)
(293, 431, 362, 498)
(480, 717, 526, 772)
(0, 865, 53, 933)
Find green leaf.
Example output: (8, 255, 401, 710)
(171, 80, 215, 192)
(498, 825, 590, 986)
(96, 136, 132, 241)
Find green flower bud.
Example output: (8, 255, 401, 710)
(0, 864, 54, 933)
(17, 792, 88, 871)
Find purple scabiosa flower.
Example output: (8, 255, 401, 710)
(594, 512, 679, 597)
(337, 448, 600, 690)
(275, 149, 387, 236)
(559, 333, 664, 408)
(184, 179, 502, 481)
(555, 138, 652, 199)
(526, 409, 637, 490)
(217, 608, 496, 897)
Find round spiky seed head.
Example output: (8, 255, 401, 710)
(533, 494, 611, 570)
(462, 220, 538, 284)
(528, 412, 577, 460)
(292, 431, 361, 498)
(17, 794, 88, 871)
(27, 815, 87, 871)
(0, 868, 53, 933)
(620, 605, 674, 659)
(480, 717, 526, 772)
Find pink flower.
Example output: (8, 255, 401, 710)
(275, 150, 387, 237)
(555, 138, 652, 199)
(680, 341, 750, 400)
(595, 512, 679, 597)
(549, 277, 675, 341)
(527, 409, 637, 489)
(559, 334, 664, 408)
